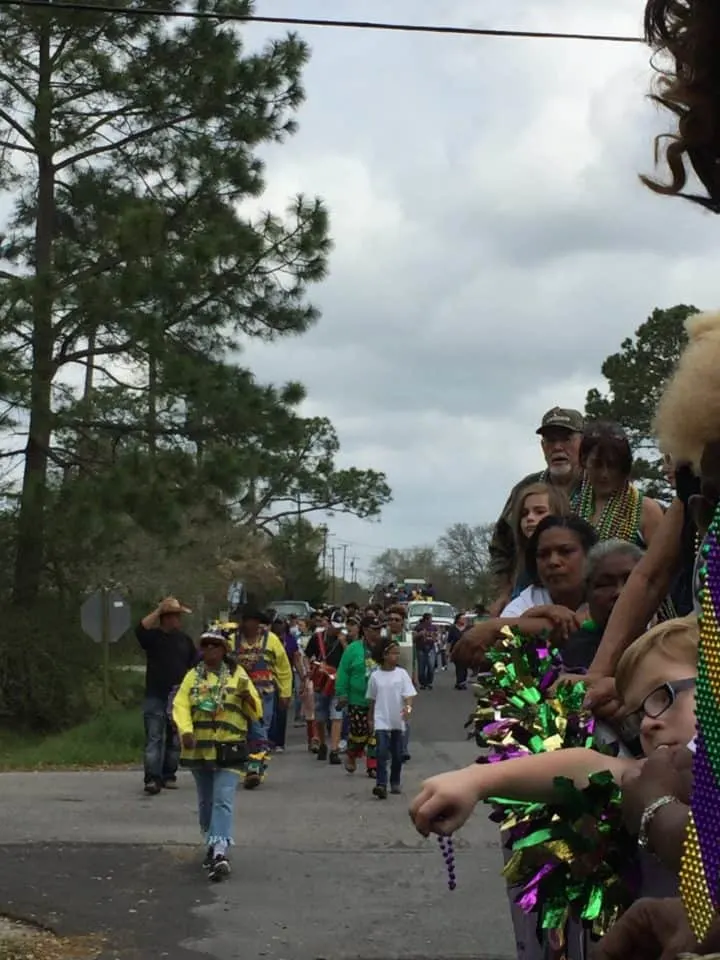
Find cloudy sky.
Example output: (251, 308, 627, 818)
(240, 0, 720, 581)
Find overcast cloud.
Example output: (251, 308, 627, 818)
(233, 0, 720, 581)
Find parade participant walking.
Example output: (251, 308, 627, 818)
(367, 638, 416, 799)
(136, 596, 197, 796)
(233, 607, 292, 789)
(172, 629, 262, 882)
(305, 609, 347, 764)
(335, 615, 380, 774)
(268, 615, 305, 753)
(413, 613, 437, 690)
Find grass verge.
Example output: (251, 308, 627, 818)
(0, 919, 103, 960)
(0, 707, 143, 771)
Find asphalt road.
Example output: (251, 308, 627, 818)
(0, 668, 515, 960)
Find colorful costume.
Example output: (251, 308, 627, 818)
(233, 628, 292, 788)
(335, 639, 377, 774)
(172, 662, 262, 859)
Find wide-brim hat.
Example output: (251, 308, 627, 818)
(159, 597, 192, 616)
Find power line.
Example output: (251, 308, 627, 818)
(0, 0, 644, 44)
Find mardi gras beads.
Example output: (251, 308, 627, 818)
(437, 834, 457, 891)
(680, 512, 720, 940)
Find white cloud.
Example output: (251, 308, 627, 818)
(234, 0, 720, 581)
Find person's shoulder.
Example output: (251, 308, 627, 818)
(510, 471, 545, 498)
(230, 663, 251, 683)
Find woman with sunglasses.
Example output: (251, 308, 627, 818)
(173, 629, 262, 882)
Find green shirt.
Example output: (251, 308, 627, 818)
(335, 640, 376, 706)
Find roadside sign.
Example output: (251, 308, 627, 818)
(81, 589, 131, 644)
(81, 588, 132, 709)
(227, 581, 244, 608)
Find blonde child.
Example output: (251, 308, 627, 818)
(411, 616, 698, 837)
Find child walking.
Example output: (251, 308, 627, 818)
(367, 639, 416, 799)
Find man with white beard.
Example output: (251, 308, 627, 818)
(488, 407, 584, 615)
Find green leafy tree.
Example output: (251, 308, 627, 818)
(370, 525, 494, 610)
(0, 0, 331, 605)
(585, 305, 699, 496)
(267, 517, 327, 605)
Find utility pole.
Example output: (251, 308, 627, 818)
(320, 526, 328, 577)
(330, 548, 336, 603)
(341, 543, 348, 585)
(350, 558, 356, 585)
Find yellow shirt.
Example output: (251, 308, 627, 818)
(172, 663, 262, 771)
(234, 630, 293, 699)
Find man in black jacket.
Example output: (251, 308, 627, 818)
(136, 596, 196, 795)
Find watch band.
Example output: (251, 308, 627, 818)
(638, 794, 679, 849)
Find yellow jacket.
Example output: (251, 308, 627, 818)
(234, 630, 293, 699)
(173, 663, 262, 771)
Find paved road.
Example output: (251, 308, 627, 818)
(0, 669, 515, 960)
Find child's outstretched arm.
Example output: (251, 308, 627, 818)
(409, 748, 635, 838)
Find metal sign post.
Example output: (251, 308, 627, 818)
(81, 588, 132, 708)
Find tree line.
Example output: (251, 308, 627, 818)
(371, 304, 697, 606)
(0, 3, 391, 728)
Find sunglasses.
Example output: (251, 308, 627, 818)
(200, 640, 224, 649)
(624, 677, 696, 736)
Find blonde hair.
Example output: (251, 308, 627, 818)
(512, 482, 570, 582)
(615, 614, 699, 700)
(654, 311, 720, 470)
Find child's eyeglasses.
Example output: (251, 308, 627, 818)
(641, 677, 696, 718)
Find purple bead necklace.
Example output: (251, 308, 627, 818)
(437, 834, 457, 890)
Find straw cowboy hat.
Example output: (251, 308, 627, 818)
(158, 596, 192, 616)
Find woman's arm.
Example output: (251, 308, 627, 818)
(641, 496, 666, 547)
(269, 635, 293, 700)
(588, 498, 685, 678)
(410, 748, 635, 836)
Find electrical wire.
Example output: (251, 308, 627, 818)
(0, 0, 644, 44)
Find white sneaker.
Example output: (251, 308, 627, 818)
(339, 739, 348, 752)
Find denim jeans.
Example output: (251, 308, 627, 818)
(417, 648, 435, 688)
(375, 729, 404, 788)
(247, 690, 276, 759)
(143, 695, 179, 785)
(269, 691, 288, 748)
(192, 768, 239, 846)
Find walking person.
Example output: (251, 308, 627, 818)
(335, 615, 380, 775)
(413, 613, 437, 690)
(268, 615, 305, 753)
(172, 629, 262, 882)
(367, 638, 417, 799)
(305, 610, 348, 764)
(447, 614, 468, 690)
(136, 596, 197, 796)
(233, 608, 292, 789)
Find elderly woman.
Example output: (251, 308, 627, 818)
(173, 628, 262, 882)
(576, 421, 664, 547)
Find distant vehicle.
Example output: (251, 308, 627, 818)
(269, 600, 313, 620)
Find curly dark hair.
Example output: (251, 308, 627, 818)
(641, 0, 720, 212)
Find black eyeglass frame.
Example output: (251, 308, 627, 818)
(634, 677, 697, 721)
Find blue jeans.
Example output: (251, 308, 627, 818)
(417, 648, 435, 687)
(269, 691, 288, 748)
(375, 729, 404, 788)
(247, 690, 275, 762)
(143, 696, 179, 785)
(191, 768, 239, 846)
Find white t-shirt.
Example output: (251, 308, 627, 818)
(366, 667, 417, 731)
(500, 585, 551, 618)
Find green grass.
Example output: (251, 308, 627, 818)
(0, 707, 144, 771)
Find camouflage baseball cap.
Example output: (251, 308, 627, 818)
(536, 407, 584, 435)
